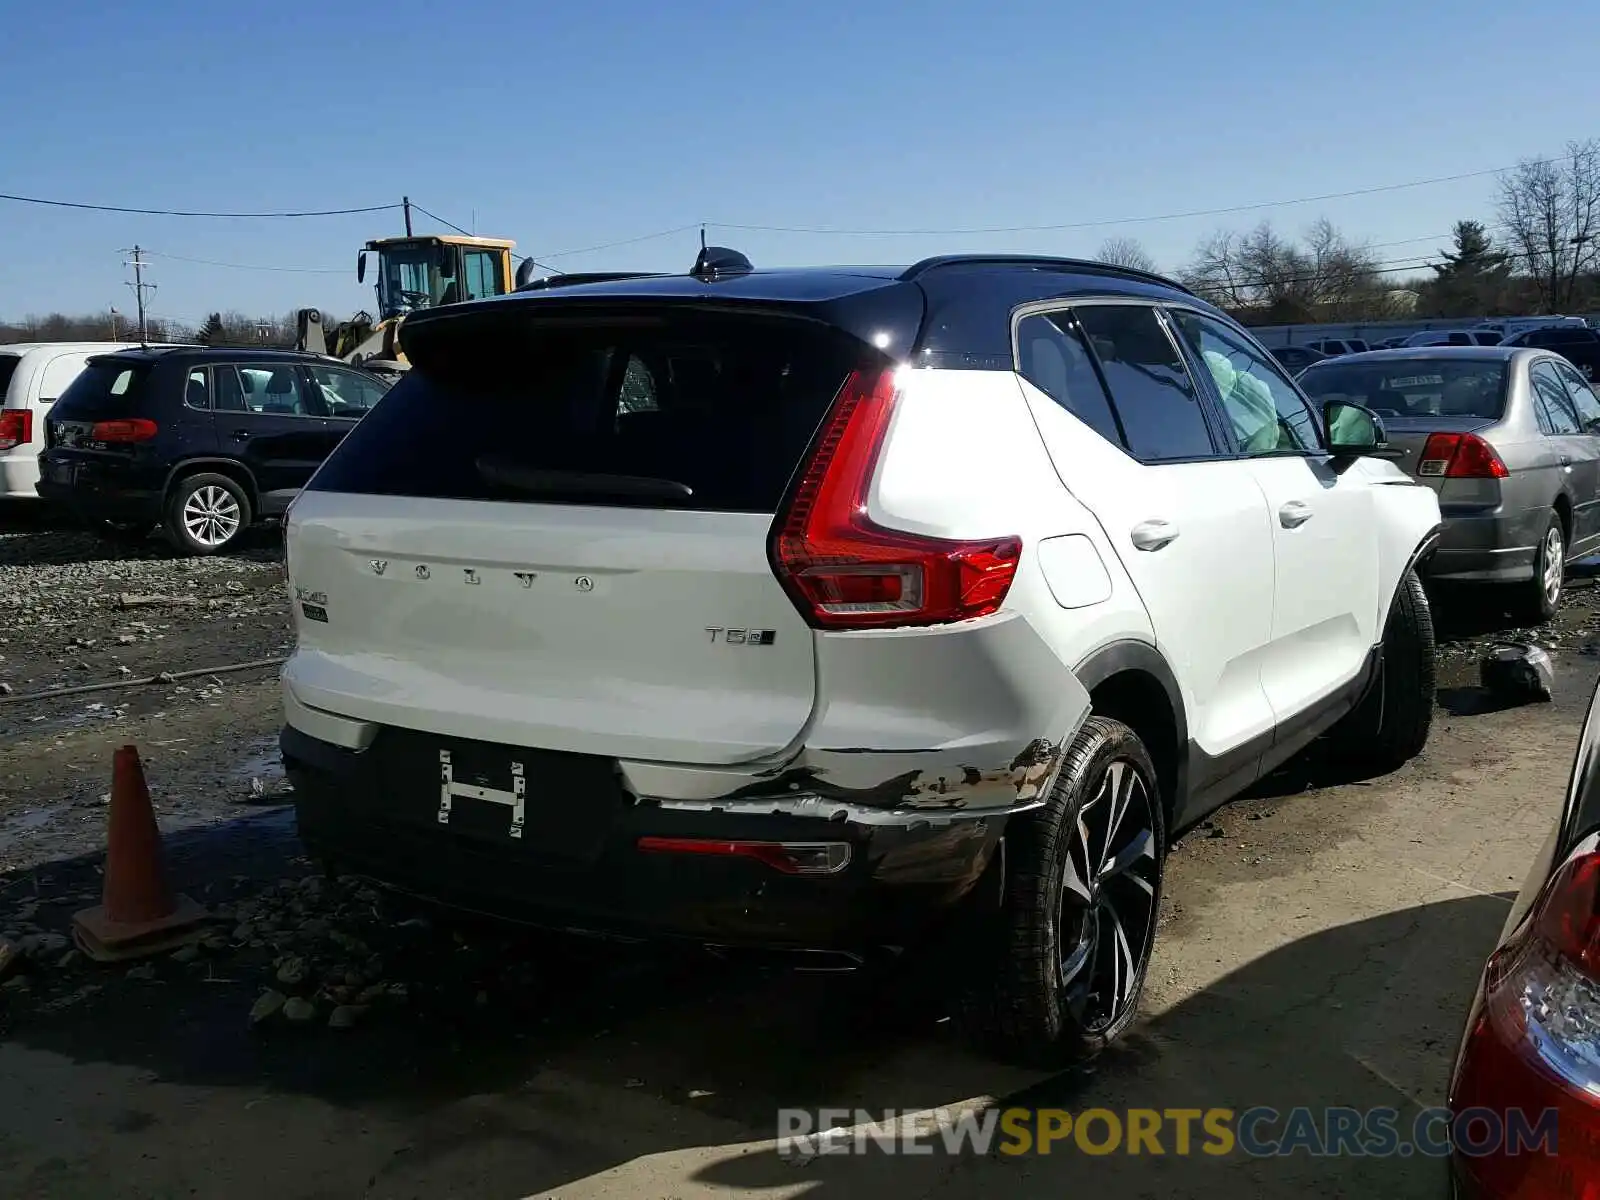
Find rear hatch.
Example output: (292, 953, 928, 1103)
(44, 357, 155, 457)
(284, 295, 913, 764)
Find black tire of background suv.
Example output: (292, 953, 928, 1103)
(956, 715, 1166, 1069)
(163, 472, 253, 556)
(1331, 567, 1436, 772)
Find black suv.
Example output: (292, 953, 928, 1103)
(36, 347, 390, 554)
(1503, 324, 1600, 379)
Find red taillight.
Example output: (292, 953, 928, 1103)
(1419, 431, 1509, 479)
(636, 836, 851, 875)
(0, 409, 31, 452)
(90, 418, 159, 444)
(769, 367, 1022, 630)
(1450, 846, 1600, 1196)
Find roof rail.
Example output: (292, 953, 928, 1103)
(899, 254, 1194, 296)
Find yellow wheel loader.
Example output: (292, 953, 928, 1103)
(296, 233, 523, 377)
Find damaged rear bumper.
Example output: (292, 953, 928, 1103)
(281, 719, 1068, 952)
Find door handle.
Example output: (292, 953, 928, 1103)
(1130, 518, 1180, 552)
(231, 429, 252, 442)
(1279, 500, 1314, 529)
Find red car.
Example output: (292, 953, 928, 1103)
(1449, 679, 1600, 1196)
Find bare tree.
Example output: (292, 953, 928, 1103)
(1179, 219, 1389, 322)
(1496, 139, 1600, 312)
(1095, 237, 1157, 273)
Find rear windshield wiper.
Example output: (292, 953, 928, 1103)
(475, 457, 694, 501)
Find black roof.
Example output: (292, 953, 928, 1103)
(403, 253, 1215, 372)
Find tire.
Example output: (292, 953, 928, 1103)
(164, 472, 252, 556)
(1514, 510, 1566, 624)
(957, 716, 1166, 1068)
(1333, 568, 1436, 772)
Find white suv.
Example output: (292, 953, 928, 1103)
(279, 252, 1443, 1064)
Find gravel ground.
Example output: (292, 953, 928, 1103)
(0, 506, 293, 872)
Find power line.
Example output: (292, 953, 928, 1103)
(531, 223, 705, 260)
(406, 201, 560, 273)
(142, 249, 347, 274)
(0, 192, 402, 219)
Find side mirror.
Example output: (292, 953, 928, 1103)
(1325, 399, 1387, 456)
(356, 251, 367, 284)
(514, 258, 538, 290)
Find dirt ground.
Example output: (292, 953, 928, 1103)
(0, 506, 1594, 1199)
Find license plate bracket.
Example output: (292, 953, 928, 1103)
(438, 748, 526, 840)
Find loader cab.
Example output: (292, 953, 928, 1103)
(359, 235, 516, 321)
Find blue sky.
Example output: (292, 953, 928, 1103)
(3, 0, 1598, 326)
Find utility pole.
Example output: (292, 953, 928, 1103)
(402, 196, 413, 237)
(108, 305, 121, 340)
(120, 246, 156, 344)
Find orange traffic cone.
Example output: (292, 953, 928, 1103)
(72, 745, 207, 962)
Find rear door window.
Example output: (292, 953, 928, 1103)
(1072, 304, 1217, 461)
(222, 364, 318, 416)
(1531, 362, 1582, 435)
(307, 312, 868, 513)
(52, 361, 150, 420)
(1015, 310, 1125, 446)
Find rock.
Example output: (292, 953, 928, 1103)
(57, 949, 81, 969)
(356, 983, 387, 1005)
(275, 956, 307, 986)
(170, 945, 201, 964)
(117, 634, 137, 645)
(2, 975, 29, 992)
(26, 932, 69, 957)
(328, 1004, 365, 1029)
(12, 902, 39, 923)
(201, 934, 229, 953)
(0, 683, 12, 696)
(231, 923, 256, 942)
(249, 989, 286, 1025)
(126, 963, 156, 981)
(0, 938, 19, 982)
(1481, 643, 1554, 703)
(283, 996, 317, 1022)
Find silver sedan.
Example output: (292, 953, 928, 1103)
(1298, 346, 1600, 622)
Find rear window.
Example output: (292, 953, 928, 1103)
(1299, 358, 1509, 420)
(52, 361, 151, 420)
(1528, 328, 1599, 346)
(307, 313, 867, 512)
(0, 354, 19, 402)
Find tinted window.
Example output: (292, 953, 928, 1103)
(1015, 311, 1124, 446)
(0, 355, 18, 401)
(308, 313, 862, 512)
(52, 361, 150, 420)
(1530, 328, 1597, 346)
(216, 364, 315, 415)
(184, 368, 211, 410)
(1531, 363, 1581, 435)
(1473, 332, 1503, 345)
(306, 365, 389, 418)
(1447, 332, 1473, 346)
(1300, 358, 1508, 420)
(1555, 362, 1600, 435)
(1170, 310, 1320, 453)
(1071, 305, 1214, 461)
